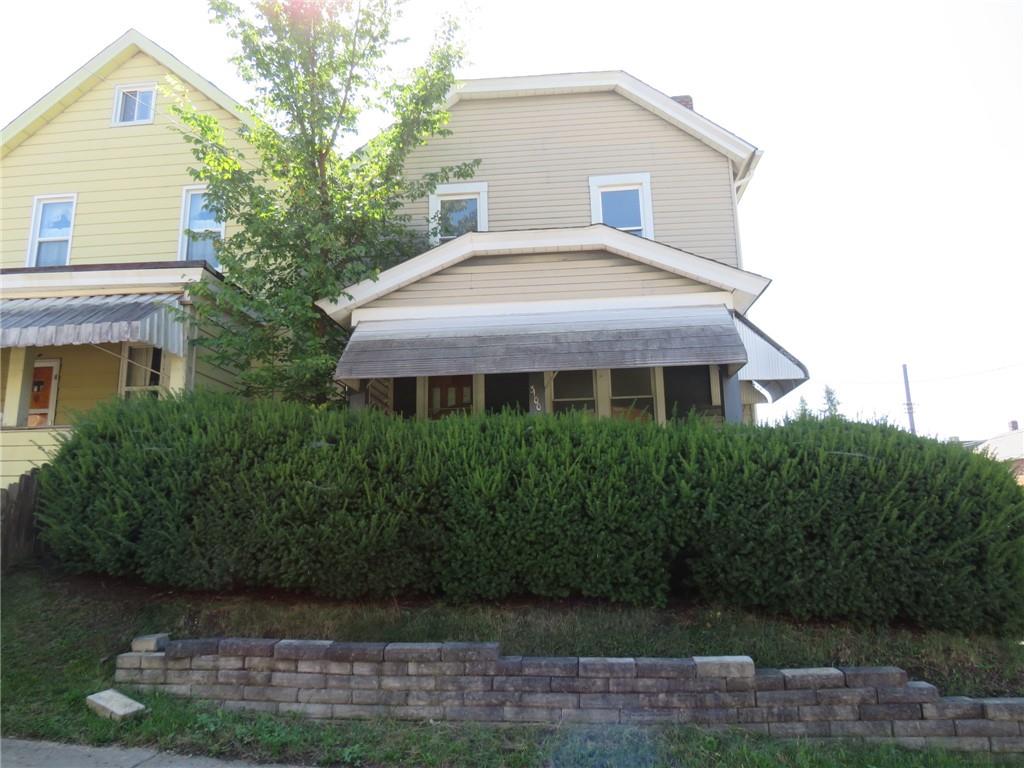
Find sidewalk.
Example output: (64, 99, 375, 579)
(0, 739, 302, 768)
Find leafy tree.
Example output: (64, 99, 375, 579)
(172, 0, 478, 403)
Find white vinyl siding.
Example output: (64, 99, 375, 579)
(365, 250, 720, 308)
(401, 91, 739, 266)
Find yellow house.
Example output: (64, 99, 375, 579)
(0, 29, 249, 487)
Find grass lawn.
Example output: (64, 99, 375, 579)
(2, 565, 1021, 767)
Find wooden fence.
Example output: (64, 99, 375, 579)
(1, 471, 42, 570)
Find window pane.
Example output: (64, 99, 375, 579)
(186, 235, 218, 267)
(553, 370, 594, 400)
(188, 193, 219, 231)
(38, 201, 73, 239)
(440, 197, 478, 239)
(35, 240, 69, 267)
(611, 368, 652, 397)
(136, 90, 154, 121)
(601, 188, 642, 230)
(119, 90, 138, 122)
(126, 347, 153, 387)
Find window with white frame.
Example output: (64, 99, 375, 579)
(589, 173, 654, 238)
(428, 182, 488, 244)
(120, 345, 164, 399)
(113, 84, 156, 125)
(27, 195, 76, 267)
(179, 186, 225, 268)
(552, 370, 597, 414)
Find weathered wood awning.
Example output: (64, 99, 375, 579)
(335, 305, 748, 380)
(735, 315, 809, 402)
(0, 294, 186, 355)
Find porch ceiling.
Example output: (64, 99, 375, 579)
(335, 304, 747, 380)
(0, 294, 186, 355)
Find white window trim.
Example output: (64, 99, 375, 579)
(589, 173, 654, 239)
(111, 83, 157, 126)
(428, 182, 488, 245)
(178, 184, 225, 261)
(25, 193, 77, 267)
(28, 359, 61, 426)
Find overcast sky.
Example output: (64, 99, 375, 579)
(3, 0, 1021, 440)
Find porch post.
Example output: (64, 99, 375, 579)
(722, 368, 743, 424)
(2, 348, 35, 427)
(528, 373, 546, 415)
(164, 353, 189, 394)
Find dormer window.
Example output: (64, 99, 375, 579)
(589, 173, 654, 238)
(428, 182, 488, 245)
(113, 84, 155, 126)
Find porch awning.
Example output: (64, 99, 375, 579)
(336, 305, 747, 380)
(734, 315, 808, 401)
(0, 294, 186, 356)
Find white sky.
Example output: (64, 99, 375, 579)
(3, 0, 1022, 440)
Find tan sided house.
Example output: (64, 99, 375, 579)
(318, 73, 807, 422)
(0, 30, 250, 486)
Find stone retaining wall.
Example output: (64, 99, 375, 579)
(116, 634, 1023, 754)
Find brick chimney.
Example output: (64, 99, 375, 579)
(672, 95, 694, 110)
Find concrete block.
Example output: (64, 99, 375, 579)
(242, 686, 298, 703)
(921, 737, 991, 752)
(167, 670, 217, 685)
(991, 737, 1024, 753)
(552, 677, 608, 693)
(137, 669, 166, 684)
(493, 675, 550, 692)
(381, 675, 435, 691)
(667, 678, 726, 692)
(860, 703, 921, 721)
(561, 708, 620, 723)
(769, 721, 829, 738)
(298, 688, 352, 705)
(679, 708, 738, 725)
(579, 657, 635, 677)
(622, 708, 676, 723)
(634, 658, 696, 679)
(406, 691, 463, 706)
(274, 639, 332, 660)
(191, 684, 242, 701)
(638, 692, 698, 709)
(327, 642, 387, 662)
(579, 693, 639, 709)
(383, 642, 442, 662)
(116, 653, 144, 669)
(165, 639, 219, 659)
(114, 669, 142, 684)
(725, 677, 756, 692)
(352, 689, 408, 705)
(380, 661, 408, 675)
(817, 687, 876, 705)
(131, 634, 170, 653)
(922, 696, 983, 719)
(86, 689, 146, 721)
(609, 677, 669, 693)
(297, 660, 352, 675)
(955, 718, 1020, 736)
(892, 719, 954, 736)
(798, 704, 859, 721)
(876, 681, 939, 704)
(325, 675, 379, 690)
(280, 702, 332, 718)
(983, 698, 1024, 721)
(270, 672, 325, 688)
(756, 689, 816, 707)
(693, 656, 754, 678)
(192, 655, 243, 671)
(435, 675, 492, 692)
(463, 691, 521, 706)
(753, 669, 785, 691)
(390, 705, 444, 720)
(441, 642, 501, 662)
(698, 692, 755, 708)
(444, 705, 504, 721)
(332, 703, 388, 719)
(520, 692, 578, 708)
(829, 720, 892, 737)
(503, 706, 561, 723)
(840, 666, 907, 688)
(407, 661, 464, 676)
(352, 662, 382, 676)
(781, 668, 844, 689)
(466, 657, 523, 675)
(521, 657, 578, 676)
(139, 653, 168, 670)
(220, 637, 278, 657)
(245, 657, 296, 672)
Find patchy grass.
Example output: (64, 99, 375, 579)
(2, 565, 1020, 767)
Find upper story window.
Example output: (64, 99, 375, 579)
(112, 84, 156, 126)
(27, 194, 76, 267)
(589, 173, 654, 238)
(179, 186, 224, 269)
(428, 182, 488, 245)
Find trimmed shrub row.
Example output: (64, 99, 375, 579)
(38, 392, 1024, 633)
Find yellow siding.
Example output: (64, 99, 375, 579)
(1, 52, 247, 268)
(401, 92, 739, 266)
(0, 427, 68, 487)
(368, 250, 719, 308)
(31, 344, 122, 424)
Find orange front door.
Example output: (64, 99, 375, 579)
(27, 362, 58, 427)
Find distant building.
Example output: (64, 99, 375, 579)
(965, 421, 1024, 484)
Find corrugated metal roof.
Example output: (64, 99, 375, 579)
(734, 314, 808, 401)
(0, 294, 186, 355)
(336, 305, 747, 379)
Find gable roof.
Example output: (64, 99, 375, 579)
(451, 71, 762, 199)
(316, 225, 771, 325)
(1, 28, 250, 158)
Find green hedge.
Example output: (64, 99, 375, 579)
(38, 392, 1024, 633)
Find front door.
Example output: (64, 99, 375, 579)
(27, 360, 60, 427)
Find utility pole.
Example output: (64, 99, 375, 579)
(902, 363, 916, 435)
